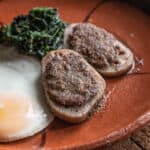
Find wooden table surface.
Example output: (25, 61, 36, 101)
(94, 123, 150, 150)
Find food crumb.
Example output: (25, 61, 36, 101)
(89, 87, 116, 117)
(130, 33, 135, 38)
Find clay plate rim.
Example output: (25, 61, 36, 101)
(57, 112, 150, 150)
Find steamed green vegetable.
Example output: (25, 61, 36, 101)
(0, 7, 67, 58)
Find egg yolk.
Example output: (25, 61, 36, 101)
(0, 93, 31, 138)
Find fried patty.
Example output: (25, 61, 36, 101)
(42, 49, 105, 106)
(64, 23, 134, 77)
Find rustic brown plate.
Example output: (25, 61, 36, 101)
(0, 0, 150, 150)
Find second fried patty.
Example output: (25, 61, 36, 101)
(68, 23, 124, 69)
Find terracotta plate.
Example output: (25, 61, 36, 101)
(0, 0, 150, 149)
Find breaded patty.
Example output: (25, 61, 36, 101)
(64, 23, 134, 77)
(42, 49, 106, 123)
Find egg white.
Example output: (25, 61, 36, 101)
(0, 45, 54, 142)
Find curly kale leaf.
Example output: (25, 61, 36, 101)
(0, 7, 67, 58)
(29, 7, 58, 32)
(0, 15, 29, 43)
(19, 31, 53, 57)
(0, 25, 7, 43)
(11, 15, 29, 35)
